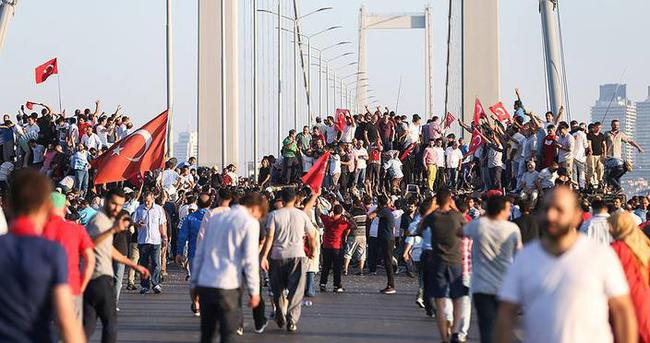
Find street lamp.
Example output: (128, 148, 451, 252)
(258, 6, 334, 133)
(284, 25, 342, 126)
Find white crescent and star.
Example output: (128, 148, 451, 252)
(111, 129, 153, 162)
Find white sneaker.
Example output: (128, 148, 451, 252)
(153, 285, 162, 294)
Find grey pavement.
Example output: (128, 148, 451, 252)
(90, 265, 481, 342)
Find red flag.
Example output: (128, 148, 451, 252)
(301, 151, 331, 192)
(465, 129, 484, 156)
(473, 98, 487, 125)
(444, 112, 456, 129)
(400, 143, 417, 161)
(25, 101, 35, 110)
(489, 102, 512, 123)
(35, 58, 59, 84)
(92, 110, 168, 184)
(334, 108, 349, 132)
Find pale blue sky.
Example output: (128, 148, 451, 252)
(1, 0, 649, 161)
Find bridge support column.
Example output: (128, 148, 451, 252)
(198, 0, 239, 169)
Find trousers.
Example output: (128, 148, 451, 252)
(83, 275, 117, 343)
(197, 287, 241, 343)
(269, 257, 307, 325)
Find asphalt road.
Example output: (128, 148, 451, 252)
(90, 265, 481, 343)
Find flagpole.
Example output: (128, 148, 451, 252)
(56, 73, 62, 113)
(166, 0, 174, 159)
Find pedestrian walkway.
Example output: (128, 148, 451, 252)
(91, 265, 480, 342)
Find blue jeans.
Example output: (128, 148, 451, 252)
(138, 244, 161, 289)
(112, 261, 125, 305)
(305, 272, 316, 297)
(74, 169, 89, 194)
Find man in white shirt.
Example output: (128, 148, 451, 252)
(159, 161, 181, 198)
(95, 117, 109, 148)
(191, 192, 266, 342)
(495, 187, 637, 343)
(463, 196, 522, 343)
(556, 122, 575, 181)
(518, 161, 540, 203)
(352, 139, 368, 189)
(444, 141, 463, 189)
(80, 126, 102, 151)
(433, 139, 446, 190)
(132, 192, 167, 294)
(578, 199, 612, 245)
(571, 122, 588, 190)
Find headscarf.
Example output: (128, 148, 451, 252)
(608, 212, 650, 285)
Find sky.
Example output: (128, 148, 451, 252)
(1, 0, 649, 164)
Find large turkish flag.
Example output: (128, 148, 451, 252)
(302, 151, 330, 192)
(92, 110, 168, 184)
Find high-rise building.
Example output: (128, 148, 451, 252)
(590, 83, 637, 163)
(174, 131, 198, 163)
(635, 86, 650, 180)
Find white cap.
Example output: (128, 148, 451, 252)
(124, 187, 134, 194)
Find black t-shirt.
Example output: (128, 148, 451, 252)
(354, 122, 367, 141)
(113, 230, 130, 255)
(587, 132, 605, 155)
(377, 207, 395, 241)
(258, 166, 271, 184)
(513, 214, 539, 244)
(423, 210, 466, 265)
(364, 123, 379, 143)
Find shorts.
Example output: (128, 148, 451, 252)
(343, 235, 367, 261)
(427, 259, 467, 299)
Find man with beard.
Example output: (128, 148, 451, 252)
(495, 187, 637, 343)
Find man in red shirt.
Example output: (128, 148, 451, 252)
(542, 124, 559, 168)
(43, 192, 96, 321)
(319, 204, 351, 293)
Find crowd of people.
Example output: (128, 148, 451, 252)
(0, 95, 648, 343)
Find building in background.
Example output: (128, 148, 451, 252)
(590, 83, 637, 163)
(174, 131, 198, 163)
(635, 86, 650, 181)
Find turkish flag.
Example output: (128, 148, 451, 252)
(489, 102, 512, 123)
(25, 101, 35, 110)
(444, 112, 456, 129)
(400, 143, 417, 161)
(465, 128, 484, 157)
(92, 110, 168, 184)
(473, 98, 488, 125)
(301, 151, 330, 192)
(35, 58, 58, 84)
(334, 108, 349, 132)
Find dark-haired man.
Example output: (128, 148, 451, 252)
(578, 198, 612, 245)
(318, 204, 351, 293)
(260, 187, 318, 333)
(133, 192, 167, 294)
(374, 194, 397, 294)
(462, 196, 521, 343)
(84, 188, 150, 343)
(496, 187, 637, 343)
(421, 190, 467, 343)
(176, 192, 212, 316)
(191, 192, 269, 343)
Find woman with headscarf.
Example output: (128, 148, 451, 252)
(608, 212, 650, 343)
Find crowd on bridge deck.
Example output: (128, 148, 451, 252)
(0, 92, 647, 343)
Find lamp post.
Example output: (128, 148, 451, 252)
(284, 25, 342, 126)
(259, 6, 334, 130)
(325, 52, 354, 114)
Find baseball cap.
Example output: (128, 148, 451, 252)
(124, 187, 134, 194)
